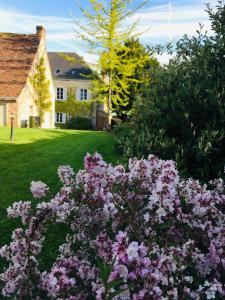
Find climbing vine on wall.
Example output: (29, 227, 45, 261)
(55, 88, 95, 118)
(30, 57, 52, 124)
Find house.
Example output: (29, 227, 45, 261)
(48, 52, 107, 129)
(0, 26, 55, 128)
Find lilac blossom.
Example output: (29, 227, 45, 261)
(58, 165, 75, 185)
(0, 152, 225, 299)
(30, 180, 49, 198)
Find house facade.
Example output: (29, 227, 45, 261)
(0, 26, 55, 128)
(48, 52, 107, 129)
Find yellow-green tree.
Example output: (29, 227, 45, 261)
(113, 38, 159, 120)
(30, 57, 52, 124)
(74, 0, 148, 126)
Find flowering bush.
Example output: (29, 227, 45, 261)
(1, 153, 225, 299)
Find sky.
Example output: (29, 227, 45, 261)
(0, 0, 219, 64)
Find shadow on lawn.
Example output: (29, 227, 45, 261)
(0, 128, 89, 144)
(0, 129, 118, 158)
(0, 129, 121, 208)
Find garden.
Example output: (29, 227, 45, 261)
(1, 0, 225, 299)
(1, 149, 225, 299)
(0, 128, 121, 281)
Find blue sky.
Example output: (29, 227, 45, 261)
(0, 0, 218, 63)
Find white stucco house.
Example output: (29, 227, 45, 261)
(48, 52, 107, 130)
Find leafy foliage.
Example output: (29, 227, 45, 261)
(74, 0, 148, 123)
(116, 2, 225, 181)
(113, 38, 159, 120)
(29, 116, 39, 128)
(55, 88, 94, 118)
(66, 116, 93, 130)
(30, 57, 52, 124)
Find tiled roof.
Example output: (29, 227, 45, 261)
(0, 32, 41, 99)
(48, 52, 93, 80)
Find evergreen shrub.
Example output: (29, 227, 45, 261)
(66, 116, 93, 130)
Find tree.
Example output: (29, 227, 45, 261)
(113, 38, 159, 120)
(115, 1, 225, 181)
(30, 57, 52, 125)
(74, 0, 148, 126)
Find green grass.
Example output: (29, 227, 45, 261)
(0, 127, 122, 273)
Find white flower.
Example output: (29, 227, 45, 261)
(162, 198, 174, 212)
(156, 180, 163, 192)
(205, 289, 216, 299)
(156, 207, 167, 218)
(148, 191, 159, 209)
(58, 165, 74, 185)
(204, 281, 210, 287)
(144, 212, 150, 223)
(117, 265, 128, 279)
(49, 275, 57, 288)
(115, 288, 130, 300)
(103, 202, 117, 217)
(126, 241, 139, 261)
(184, 276, 193, 283)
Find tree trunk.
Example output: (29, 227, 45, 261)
(107, 72, 112, 131)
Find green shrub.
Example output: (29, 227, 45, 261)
(66, 116, 93, 130)
(29, 116, 36, 128)
(29, 116, 40, 128)
(113, 122, 132, 151)
(55, 123, 67, 129)
(116, 2, 225, 181)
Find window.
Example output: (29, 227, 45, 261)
(80, 89, 88, 100)
(56, 88, 64, 100)
(55, 69, 61, 74)
(56, 113, 64, 123)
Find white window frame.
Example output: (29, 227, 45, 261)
(56, 112, 64, 123)
(56, 88, 64, 100)
(80, 88, 88, 101)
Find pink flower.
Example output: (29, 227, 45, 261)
(7, 201, 31, 224)
(1, 152, 225, 299)
(126, 242, 139, 261)
(58, 165, 74, 185)
(30, 180, 49, 198)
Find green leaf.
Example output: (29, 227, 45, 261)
(107, 279, 123, 289)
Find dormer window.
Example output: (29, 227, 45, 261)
(55, 69, 61, 74)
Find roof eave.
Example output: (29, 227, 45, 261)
(0, 96, 17, 101)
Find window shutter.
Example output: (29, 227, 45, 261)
(62, 113, 66, 123)
(63, 88, 66, 100)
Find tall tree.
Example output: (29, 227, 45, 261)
(30, 57, 52, 125)
(113, 38, 159, 120)
(74, 0, 148, 127)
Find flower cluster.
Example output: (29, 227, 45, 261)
(30, 180, 49, 199)
(57, 165, 75, 186)
(1, 153, 225, 299)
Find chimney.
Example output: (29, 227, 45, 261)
(36, 25, 45, 37)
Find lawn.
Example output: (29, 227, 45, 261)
(0, 127, 122, 272)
